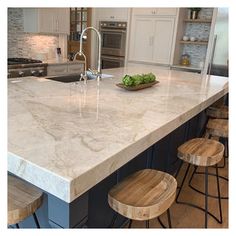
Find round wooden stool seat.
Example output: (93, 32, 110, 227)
(178, 138, 224, 167)
(108, 169, 177, 221)
(206, 118, 228, 138)
(8, 175, 43, 225)
(206, 105, 228, 119)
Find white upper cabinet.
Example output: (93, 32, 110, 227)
(132, 8, 177, 16)
(128, 14, 176, 65)
(95, 8, 129, 21)
(23, 8, 69, 34)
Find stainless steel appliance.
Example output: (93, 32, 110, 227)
(101, 55, 124, 69)
(100, 21, 127, 69)
(8, 58, 47, 78)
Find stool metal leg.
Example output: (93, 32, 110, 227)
(176, 163, 222, 225)
(128, 219, 133, 228)
(216, 164, 223, 223)
(188, 169, 228, 199)
(188, 165, 197, 186)
(204, 167, 208, 228)
(146, 220, 149, 228)
(176, 163, 191, 203)
(157, 217, 166, 228)
(109, 212, 118, 228)
(167, 209, 172, 228)
(33, 213, 40, 228)
(157, 209, 172, 228)
(174, 160, 183, 179)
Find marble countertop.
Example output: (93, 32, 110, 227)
(8, 64, 228, 202)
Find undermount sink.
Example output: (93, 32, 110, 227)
(45, 74, 81, 83)
(45, 73, 113, 83)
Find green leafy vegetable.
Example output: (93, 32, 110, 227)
(122, 73, 156, 87)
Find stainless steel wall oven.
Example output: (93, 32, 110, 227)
(100, 21, 127, 69)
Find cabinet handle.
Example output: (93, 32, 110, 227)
(149, 36, 152, 46)
(56, 19, 59, 32)
(149, 36, 154, 46)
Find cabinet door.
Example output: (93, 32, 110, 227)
(24, 8, 54, 33)
(153, 18, 175, 64)
(156, 8, 177, 16)
(39, 8, 59, 33)
(132, 8, 156, 16)
(96, 8, 128, 20)
(129, 18, 154, 62)
(56, 8, 70, 34)
(47, 65, 68, 76)
(67, 64, 84, 74)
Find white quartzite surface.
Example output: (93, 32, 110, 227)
(8, 64, 228, 202)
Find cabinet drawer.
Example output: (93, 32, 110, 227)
(67, 64, 84, 74)
(132, 8, 177, 16)
(47, 65, 68, 76)
(156, 8, 177, 16)
(132, 8, 155, 16)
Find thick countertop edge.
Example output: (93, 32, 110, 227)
(8, 151, 71, 202)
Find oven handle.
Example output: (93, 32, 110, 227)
(101, 56, 125, 61)
(101, 29, 126, 34)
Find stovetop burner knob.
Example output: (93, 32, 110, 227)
(38, 69, 44, 76)
(31, 70, 37, 76)
(18, 71, 24, 77)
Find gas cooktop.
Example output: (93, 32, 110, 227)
(8, 58, 47, 78)
(8, 58, 43, 65)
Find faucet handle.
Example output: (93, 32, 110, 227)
(88, 68, 99, 75)
(80, 73, 87, 83)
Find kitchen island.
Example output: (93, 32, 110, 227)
(8, 64, 228, 228)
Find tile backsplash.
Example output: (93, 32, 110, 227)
(8, 8, 59, 60)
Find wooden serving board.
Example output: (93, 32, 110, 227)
(116, 80, 159, 91)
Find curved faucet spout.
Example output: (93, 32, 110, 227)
(79, 27, 102, 75)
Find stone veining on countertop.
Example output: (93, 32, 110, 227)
(8, 65, 228, 202)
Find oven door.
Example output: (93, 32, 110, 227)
(101, 29, 126, 57)
(101, 56, 125, 69)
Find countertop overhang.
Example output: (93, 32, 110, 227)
(8, 65, 228, 202)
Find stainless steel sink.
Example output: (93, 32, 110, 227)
(45, 74, 81, 83)
(45, 73, 114, 83)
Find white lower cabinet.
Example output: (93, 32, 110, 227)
(128, 16, 175, 65)
(153, 18, 175, 64)
(129, 18, 154, 62)
(47, 63, 84, 76)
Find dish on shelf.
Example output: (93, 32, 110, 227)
(116, 80, 159, 91)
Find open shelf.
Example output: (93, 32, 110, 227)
(179, 40, 208, 45)
(184, 19, 212, 23)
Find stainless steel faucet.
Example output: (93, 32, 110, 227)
(73, 50, 87, 82)
(77, 26, 102, 82)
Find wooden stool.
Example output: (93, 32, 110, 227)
(176, 138, 224, 228)
(108, 169, 177, 228)
(206, 118, 228, 138)
(8, 175, 43, 228)
(206, 118, 228, 167)
(206, 105, 228, 119)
